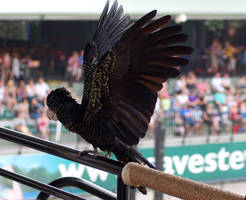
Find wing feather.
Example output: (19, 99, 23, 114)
(82, 1, 193, 146)
(82, 1, 131, 107)
(108, 10, 193, 145)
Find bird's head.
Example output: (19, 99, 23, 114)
(46, 87, 74, 121)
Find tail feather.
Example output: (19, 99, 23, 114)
(113, 137, 155, 169)
(129, 146, 156, 169)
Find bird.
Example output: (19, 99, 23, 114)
(46, 0, 193, 193)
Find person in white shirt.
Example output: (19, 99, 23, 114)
(222, 73, 234, 93)
(211, 72, 224, 92)
(175, 75, 186, 92)
(177, 89, 189, 105)
(12, 53, 20, 80)
(26, 79, 37, 100)
(35, 77, 50, 103)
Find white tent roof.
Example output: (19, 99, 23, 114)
(0, 0, 246, 20)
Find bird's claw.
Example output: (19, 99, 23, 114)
(105, 152, 112, 158)
(79, 150, 94, 157)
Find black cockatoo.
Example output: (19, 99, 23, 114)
(46, 0, 193, 190)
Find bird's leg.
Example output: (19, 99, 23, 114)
(79, 146, 111, 158)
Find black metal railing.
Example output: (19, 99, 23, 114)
(0, 127, 130, 200)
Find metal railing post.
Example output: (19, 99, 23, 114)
(117, 176, 130, 200)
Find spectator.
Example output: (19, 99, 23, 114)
(1, 52, 12, 82)
(190, 105, 203, 135)
(229, 105, 243, 133)
(77, 49, 84, 81)
(188, 89, 198, 107)
(79, 49, 84, 66)
(224, 41, 238, 73)
(174, 112, 185, 136)
(16, 80, 27, 103)
(211, 72, 224, 92)
(176, 88, 189, 106)
(239, 48, 246, 74)
(237, 76, 246, 94)
(38, 108, 50, 140)
(158, 83, 171, 111)
(196, 91, 207, 111)
(180, 104, 193, 135)
(16, 98, 30, 121)
(226, 91, 237, 108)
(29, 98, 42, 120)
(66, 51, 80, 85)
(14, 111, 32, 135)
(222, 73, 234, 93)
(234, 87, 246, 104)
(214, 90, 226, 106)
(175, 75, 186, 93)
(14, 112, 32, 135)
(20, 54, 32, 81)
(12, 52, 21, 81)
(55, 49, 67, 76)
(196, 78, 210, 94)
(3, 80, 16, 111)
(186, 72, 197, 91)
(171, 96, 181, 113)
(26, 78, 37, 102)
(203, 103, 220, 135)
(35, 77, 50, 104)
(219, 104, 232, 132)
(209, 38, 223, 73)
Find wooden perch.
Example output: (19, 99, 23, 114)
(122, 162, 245, 200)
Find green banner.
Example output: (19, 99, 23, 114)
(142, 141, 246, 182)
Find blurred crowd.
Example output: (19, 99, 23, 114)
(0, 46, 86, 140)
(148, 37, 246, 137)
(0, 46, 84, 83)
(0, 77, 50, 139)
(2, 36, 246, 139)
(194, 38, 246, 76)
(153, 71, 246, 136)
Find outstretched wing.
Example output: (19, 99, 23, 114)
(82, 1, 193, 146)
(82, 0, 131, 109)
(106, 10, 193, 145)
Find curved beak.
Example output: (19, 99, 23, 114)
(47, 109, 58, 121)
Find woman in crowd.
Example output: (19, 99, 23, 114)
(26, 78, 37, 102)
(4, 80, 16, 111)
(37, 108, 50, 140)
(16, 80, 27, 103)
(203, 103, 220, 135)
(16, 98, 30, 121)
(66, 51, 80, 85)
(1, 52, 12, 82)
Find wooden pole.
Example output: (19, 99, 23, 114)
(122, 163, 245, 200)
